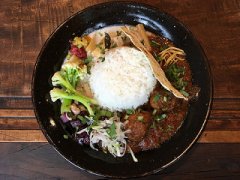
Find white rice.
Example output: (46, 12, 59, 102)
(89, 47, 156, 111)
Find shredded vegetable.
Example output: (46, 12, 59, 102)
(77, 115, 133, 158)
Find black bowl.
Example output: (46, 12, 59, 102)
(32, 1, 212, 178)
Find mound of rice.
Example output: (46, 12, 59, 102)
(89, 47, 156, 111)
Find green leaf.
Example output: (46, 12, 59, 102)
(107, 122, 116, 139)
(160, 44, 169, 51)
(150, 121, 156, 129)
(105, 110, 113, 117)
(126, 109, 135, 115)
(84, 56, 93, 64)
(153, 51, 163, 62)
(180, 90, 189, 97)
(152, 109, 157, 115)
(150, 40, 160, 47)
(165, 64, 187, 90)
(63, 134, 69, 139)
(153, 93, 161, 103)
(60, 99, 72, 114)
(99, 109, 113, 117)
(154, 113, 167, 122)
(78, 115, 87, 124)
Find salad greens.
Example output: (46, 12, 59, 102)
(50, 55, 97, 116)
(50, 88, 95, 116)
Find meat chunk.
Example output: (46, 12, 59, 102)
(138, 127, 162, 151)
(125, 111, 152, 143)
(138, 103, 188, 152)
(150, 87, 179, 112)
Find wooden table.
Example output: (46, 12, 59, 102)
(0, 0, 239, 179)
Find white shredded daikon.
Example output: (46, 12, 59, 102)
(128, 146, 138, 162)
(77, 115, 132, 158)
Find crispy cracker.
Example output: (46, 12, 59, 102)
(121, 26, 188, 100)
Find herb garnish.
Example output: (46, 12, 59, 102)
(153, 51, 163, 62)
(154, 113, 167, 122)
(87, 119, 100, 131)
(78, 115, 87, 124)
(180, 90, 189, 97)
(126, 109, 135, 115)
(166, 125, 174, 132)
(153, 93, 161, 103)
(84, 55, 93, 64)
(137, 116, 144, 122)
(160, 44, 169, 51)
(63, 134, 69, 139)
(165, 64, 187, 91)
(107, 122, 116, 139)
(152, 109, 157, 115)
(150, 40, 161, 47)
(150, 121, 156, 129)
(163, 96, 168, 102)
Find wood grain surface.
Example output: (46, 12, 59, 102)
(0, 143, 239, 179)
(0, 0, 240, 179)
